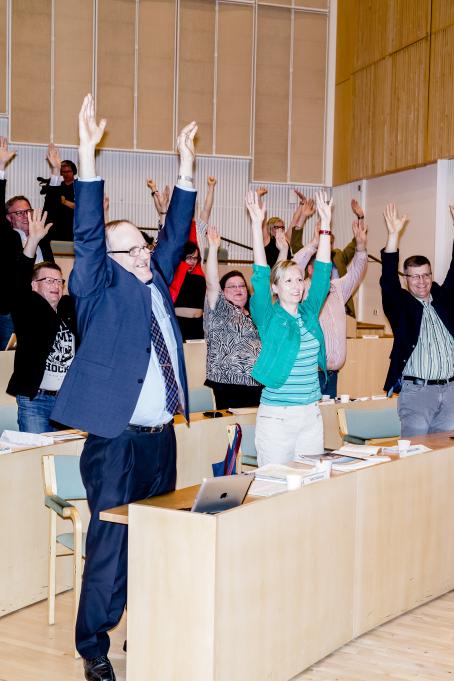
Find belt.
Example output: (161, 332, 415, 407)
(126, 419, 174, 434)
(403, 375, 454, 386)
(37, 388, 59, 397)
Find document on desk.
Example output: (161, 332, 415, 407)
(382, 444, 432, 457)
(250, 463, 317, 496)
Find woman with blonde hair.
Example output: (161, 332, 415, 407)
(246, 189, 333, 466)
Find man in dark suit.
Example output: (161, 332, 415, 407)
(7, 208, 76, 432)
(52, 95, 197, 681)
(0, 138, 54, 348)
(380, 202, 454, 436)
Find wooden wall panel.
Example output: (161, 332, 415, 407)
(387, 0, 430, 54)
(431, 0, 454, 32)
(216, 3, 253, 157)
(11, 0, 51, 143)
(178, 0, 215, 155)
(386, 38, 428, 172)
(354, 0, 390, 72)
(137, 0, 175, 151)
(97, 0, 135, 149)
(0, 0, 6, 114)
(290, 12, 326, 184)
(54, 0, 93, 145)
(253, 6, 291, 182)
(427, 24, 454, 161)
(333, 79, 352, 186)
(335, 0, 355, 85)
(350, 59, 391, 180)
(295, 0, 328, 8)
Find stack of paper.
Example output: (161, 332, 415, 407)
(0, 430, 54, 447)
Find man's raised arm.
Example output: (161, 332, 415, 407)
(69, 95, 108, 299)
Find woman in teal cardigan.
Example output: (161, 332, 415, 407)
(246, 190, 333, 466)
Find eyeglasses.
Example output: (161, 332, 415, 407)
(224, 284, 247, 290)
(185, 254, 199, 262)
(34, 277, 65, 286)
(107, 245, 151, 258)
(404, 273, 432, 281)
(8, 208, 32, 218)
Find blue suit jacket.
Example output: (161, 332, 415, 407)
(52, 180, 196, 437)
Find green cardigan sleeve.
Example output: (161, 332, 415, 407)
(250, 264, 272, 332)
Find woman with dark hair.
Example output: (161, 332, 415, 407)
(170, 240, 206, 340)
(204, 225, 262, 410)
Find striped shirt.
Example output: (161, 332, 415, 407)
(261, 315, 321, 406)
(404, 297, 454, 380)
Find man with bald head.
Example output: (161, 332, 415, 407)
(52, 96, 197, 681)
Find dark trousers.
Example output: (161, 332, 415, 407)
(76, 425, 177, 659)
(318, 370, 338, 399)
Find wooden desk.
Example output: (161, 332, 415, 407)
(102, 432, 454, 681)
(0, 437, 87, 617)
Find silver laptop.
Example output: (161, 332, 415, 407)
(188, 475, 253, 514)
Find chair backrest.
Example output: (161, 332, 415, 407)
(338, 406, 401, 442)
(0, 403, 19, 432)
(42, 454, 86, 500)
(189, 386, 215, 413)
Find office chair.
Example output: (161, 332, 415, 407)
(337, 406, 401, 446)
(42, 454, 87, 656)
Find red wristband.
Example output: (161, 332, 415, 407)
(319, 229, 331, 235)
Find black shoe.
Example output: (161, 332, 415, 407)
(123, 640, 127, 652)
(83, 656, 116, 681)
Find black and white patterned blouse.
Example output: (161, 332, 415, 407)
(203, 293, 261, 386)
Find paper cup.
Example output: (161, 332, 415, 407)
(397, 439, 411, 454)
(286, 474, 303, 491)
(340, 394, 350, 403)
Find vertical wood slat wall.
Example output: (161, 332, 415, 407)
(334, 0, 454, 186)
(4, 0, 328, 186)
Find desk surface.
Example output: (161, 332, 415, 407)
(101, 430, 454, 526)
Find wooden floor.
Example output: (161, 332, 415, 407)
(0, 590, 453, 680)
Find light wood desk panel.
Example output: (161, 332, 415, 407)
(0, 438, 87, 617)
(117, 432, 454, 681)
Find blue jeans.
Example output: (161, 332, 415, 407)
(0, 313, 14, 350)
(16, 393, 59, 433)
(318, 370, 338, 399)
(397, 379, 454, 437)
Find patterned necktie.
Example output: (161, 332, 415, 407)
(150, 308, 180, 415)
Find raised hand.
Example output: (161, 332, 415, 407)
(352, 219, 367, 251)
(155, 185, 170, 214)
(246, 190, 266, 225)
(383, 203, 408, 235)
(207, 225, 221, 249)
(78, 94, 106, 148)
(27, 209, 52, 243)
(315, 190, 333, 227)
(0, 137, 15, 171)
(351, 198, 364, 219)
(301, 197, 316, 219)
(294, 189, 306, 204)
(47, 143, 61, 173)
(176, 121, 197, 163)
(275, 229, 289, 254)
(146, 179, 157, 193)
(207, 176, 217, 187)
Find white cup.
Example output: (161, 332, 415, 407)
(340, 394, 350, 403)
(321, 394, 331, 402)
(315, 460, 332, 477)
(286, 474, 303, 491)
(397, 439, 411, 455)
